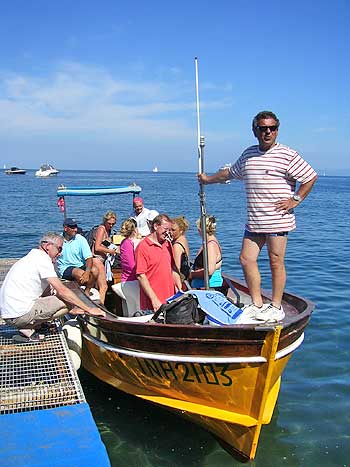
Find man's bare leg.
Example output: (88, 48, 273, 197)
(239, 236, 265, 307)
(72, 268, 95, 297)
(266, 236, 288, 308)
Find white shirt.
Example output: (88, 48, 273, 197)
(229, 143, 317, 232)
(0, 249, 57, 318)
(131, 207, 159, 236)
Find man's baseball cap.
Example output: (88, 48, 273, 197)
(146, 210, 158, 222)
(63, 217, 79, 227)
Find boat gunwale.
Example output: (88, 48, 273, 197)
(81, 332, 305, 362)
(71, 272, 313, 357)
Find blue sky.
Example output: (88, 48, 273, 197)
(0, 0, 349, 173)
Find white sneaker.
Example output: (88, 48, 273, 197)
(235, 303, 267, 324)
(254, 303, 285, 323)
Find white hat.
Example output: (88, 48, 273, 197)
(146, 210, 158, 221)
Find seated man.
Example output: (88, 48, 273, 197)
(57, 218, 108, 304)
(0, 232, 105, 341)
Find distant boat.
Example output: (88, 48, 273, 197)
(152, 166, 159, 173)
(4, 166, 26, 175)
(35, 164, 59, 177)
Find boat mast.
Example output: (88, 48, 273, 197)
(195, 57, 209, 290)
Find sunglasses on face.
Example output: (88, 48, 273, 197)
(66, 224, 78, 229)
(257, 125, 278, 132)
(41, 241, 63, 253)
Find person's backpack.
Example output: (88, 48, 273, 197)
(154, 293, 205, 325)
(82, 225, 99, 249)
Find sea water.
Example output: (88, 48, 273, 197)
(1, 170, 349, 467)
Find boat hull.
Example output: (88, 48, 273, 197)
(81, 325, 293, 461)
(66, 274, 313, 461)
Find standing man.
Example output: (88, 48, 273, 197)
(0, 232, 105, 341)
(57, 218, 108, 304)
(198, 110, 317, 321)
(136, 214, 181, 312)
(131, 197, 159, 237)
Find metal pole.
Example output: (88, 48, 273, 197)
(195, 57, 209, 290)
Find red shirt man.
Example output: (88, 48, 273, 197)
(136, 214, 181, 311)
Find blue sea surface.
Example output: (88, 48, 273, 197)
(1, 170, 349, 466)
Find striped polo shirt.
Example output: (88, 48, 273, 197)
(229, 143, 317, 233)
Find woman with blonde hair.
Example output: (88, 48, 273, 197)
(93, 210, 117, 262)
(112, 218, 141, 316)
(171, 216, 190, 281)
(190, 215, 225, 292)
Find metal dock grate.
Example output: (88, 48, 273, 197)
(0, 325, 86, 414)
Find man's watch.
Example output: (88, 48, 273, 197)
(292, 194, 302, 203)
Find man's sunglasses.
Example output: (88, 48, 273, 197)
(257, 125, 278, 132)
(41, 241, 63, 253)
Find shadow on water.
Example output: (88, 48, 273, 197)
(79, 369, 301, 467)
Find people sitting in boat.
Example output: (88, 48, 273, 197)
(135, 214, 182, 312)
(131, 197, 159, 237)
(0, 232, 105, 342)
(171, 216, 191, 282)
(190, 215, 226, 294)
(111, 218, 141, 316)
(57, 218, 108, 305)
(93, 210, 118, 262)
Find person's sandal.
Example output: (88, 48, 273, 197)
(13, 331, 46, 343)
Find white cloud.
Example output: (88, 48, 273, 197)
(0, 61, 234, 144)
(312, 126, 336, 133)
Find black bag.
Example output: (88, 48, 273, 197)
(82, 225, 99, 249)
(155, 293, 205, 325)
(111, 252, 121, 269)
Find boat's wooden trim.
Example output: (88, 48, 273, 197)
(66, 273, 313, 359)
(82, 330, 304, 362)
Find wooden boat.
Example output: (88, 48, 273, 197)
(57, 182, 314, 460)
(4, 166, 26, 175)
(67, 274, 314, 462)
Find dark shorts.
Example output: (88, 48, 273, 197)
(244, 229, 289, 238)
(62, 265, 86, 280)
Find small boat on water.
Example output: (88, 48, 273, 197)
(35, 164, 59, 177)
(68, 275, 313, 462)
(4, 166, 26, 175)
(152, 166, 159, 173)
(57, 184, 314, 461)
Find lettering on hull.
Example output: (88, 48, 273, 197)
(133, 358, 233, 387)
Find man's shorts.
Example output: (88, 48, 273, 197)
(244, 229, 289, 238)
(62, 265, 86, 280)
(6, 296, 67, 328)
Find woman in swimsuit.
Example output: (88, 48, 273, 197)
(190, 215, 225, 292)
(171, 216, 191, 281)
(93, 210, 117, 263)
